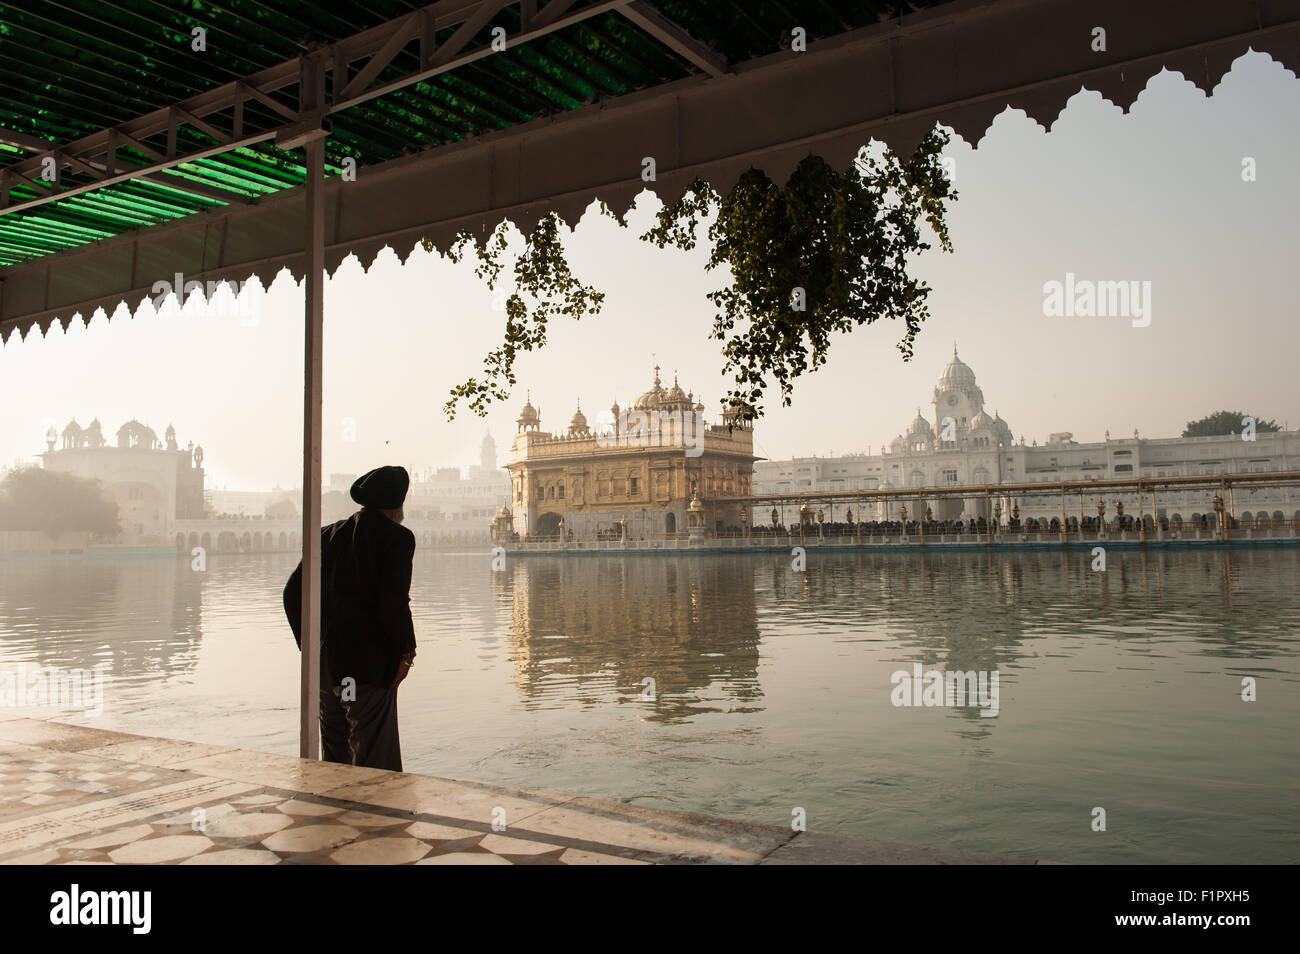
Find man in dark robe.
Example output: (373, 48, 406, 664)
(283, 465, 416, 771)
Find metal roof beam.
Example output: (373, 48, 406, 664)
(0, 128, 56, 154)
(337, 13, 421, 101)
(618, 2, 728, 77)
(138, 172, 253, 205)
(0, 108, 282, 213)
(236, 80, 299, 122)
(4, 0, 1298, 340)
(0, 0, 639, 215)
(173, 108, 233, 146)
(431, 1, 513, 69)
(53, 151, 107, 182)
(519, 0, 538, 30)
(0, 168, 54, 209)
(114, 130, 166, 164)
(329, 0, 636, 113)
(532, 0, 582, 30)
(0, 127, 252, 207)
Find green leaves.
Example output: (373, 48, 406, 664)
(1182, 411, 1280, 437)
(645, 128, 955, 424)
(0, 466, 120, 537)
(441, 127, 955, 423)
(437, 212, 605, 420)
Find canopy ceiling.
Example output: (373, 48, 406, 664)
(1, 0, 1297, 343)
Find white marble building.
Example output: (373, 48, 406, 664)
(754, 347, 1299, 526)
(402, 432, 511, 545)
(40, 418, 207, 543)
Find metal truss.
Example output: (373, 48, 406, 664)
(0, 0, 728, 214)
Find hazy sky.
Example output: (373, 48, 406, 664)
(2, 52, 1296, 491)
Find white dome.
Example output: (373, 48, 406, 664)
(992, 411, 1013, 439)
(938, 351, 977, 389)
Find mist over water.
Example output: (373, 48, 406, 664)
(1, 547, 1296, 863)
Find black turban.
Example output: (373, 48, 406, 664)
(350, 465, 410, 509)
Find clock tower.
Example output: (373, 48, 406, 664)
(931, 344, 985, 444)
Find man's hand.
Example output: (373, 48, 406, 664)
(393, 651, 415, 688)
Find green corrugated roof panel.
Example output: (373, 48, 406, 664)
(0, 1, 953, 266)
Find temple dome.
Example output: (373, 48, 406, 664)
(116, 419, 158, 450)
(938, 345, 977, 390)
(907, 409, 932, 436)
(516, 391, 540, 431)
(633, 365, 666, 410)
(992, 410, 1013, 440)
(567, 403, 590, 437)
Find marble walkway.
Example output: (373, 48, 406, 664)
(0, 718, 1036, 865)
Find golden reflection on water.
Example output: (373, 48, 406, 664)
(501, 557, 761, 723)
(0, 546, 1296, 863)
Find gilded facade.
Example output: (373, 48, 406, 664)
(504, 366, 756, 539)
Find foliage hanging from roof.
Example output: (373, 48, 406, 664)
(433, 212, 607, 420)
(642, 126, 955, 423)
(441, 126, 955, 424)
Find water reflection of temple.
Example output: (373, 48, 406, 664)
(0, 557, 203, 680)
(502, 556, 762, 723)
(747, 547, 1292, 738)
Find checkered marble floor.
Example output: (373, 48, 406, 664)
(3, 790, 638, 865)
(0, 718, 758, 865)
(0, 717, 1033, 865)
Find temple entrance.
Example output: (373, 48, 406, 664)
(931, 497, 965, 522)
(665, 512, 676, 534)
(534, 512, 563, 537)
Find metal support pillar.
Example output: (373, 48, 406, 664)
(1138, 482, 1146, 543)
(299, 61, 326, 760)
(1228, 482, 1236, 537)
(1060, 483, 1066, 542)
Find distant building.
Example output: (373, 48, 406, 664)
(469, 432, 502, 480)
(41, 418, 206, 542)
(209, 488, 292, 517)
(754, 347, 1299, 525)
(327, 473, 356, 493)
(403, 432, 511, 546)
(188, 437, 511, 549)
(505, 365, 757, 539)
